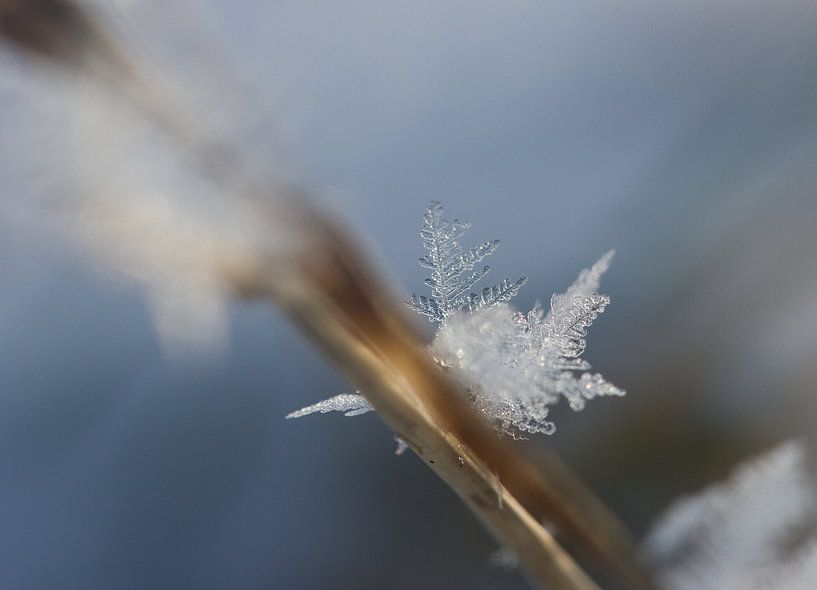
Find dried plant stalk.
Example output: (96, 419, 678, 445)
(246, 212, 653, 589)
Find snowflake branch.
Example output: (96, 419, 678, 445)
(285, 393, 373, 418)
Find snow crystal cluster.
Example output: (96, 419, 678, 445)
(287, 201, 624, 437)
(643, 442, 817, 590)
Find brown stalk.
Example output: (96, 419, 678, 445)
(239, 208, 654, 589)
(0, 2, 655, 587)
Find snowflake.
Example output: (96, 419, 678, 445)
(287, 202, 624, 436)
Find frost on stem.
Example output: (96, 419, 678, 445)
(287, 202, 624, 437)
(643, 442, 817, 590)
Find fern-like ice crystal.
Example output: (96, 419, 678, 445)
(287, 202, 624, 437)
(408, 201, 526, 322)
(285, 393, 372, 419)
(433, 264, 623, 436)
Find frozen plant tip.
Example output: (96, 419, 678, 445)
(288, 202, 624, 436)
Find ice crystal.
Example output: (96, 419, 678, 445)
(285, 393, 373, 419)
(643, 442, 817, 590)
(408, 201, 526, 322)
(394, 437, 410, 456)
(489, 546, 521, 571)
(432, 289, 623, 436)
(287, 202, 624, 437)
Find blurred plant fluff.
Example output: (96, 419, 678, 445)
(643, 442, 817, 590)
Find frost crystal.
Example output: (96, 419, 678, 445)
(287, 202, 624, 437)
(643, 442, 817, 590)
(432, 278, 623, 436)
(489, 546, 521, 571)
(285, 393, 373, 419)
(408, 201, 526, 322)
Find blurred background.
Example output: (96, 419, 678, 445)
(2, 0, 817, 588)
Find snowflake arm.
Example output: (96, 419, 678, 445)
(463, 276, 528, 314)
(411, 201, 525, 323)
(286, 393, 373, 419)
(550, 249, 615, 315)
(407, 293, 441, 321)
(545, 293, 610, 358)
